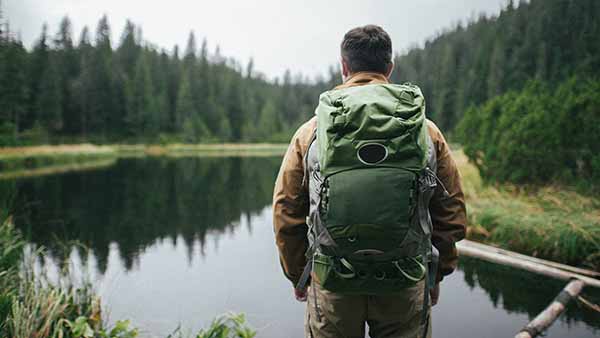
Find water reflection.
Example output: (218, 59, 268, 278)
(3, 156, 598, 337)
(459, 256, 600, 331)
(11, 156, 280, 273)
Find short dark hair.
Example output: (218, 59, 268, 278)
(341, 25, 392, 74)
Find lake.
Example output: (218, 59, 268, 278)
(5, 156, 599, 338)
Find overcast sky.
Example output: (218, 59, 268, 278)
(4, 0, 508, 79)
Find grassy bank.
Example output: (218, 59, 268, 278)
(456, 149, 600, 270)
(0, 143, 288, 157)
(0, 158, 118, 180)
(0, 144, 118, 177)
(0, 143, 287, 175)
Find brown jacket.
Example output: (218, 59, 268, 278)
(273, 72, 466, 286)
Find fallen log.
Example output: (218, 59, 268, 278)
(462, 239, 599, 278)
(514, 279, 585, 338)
(456, 240, 600, 289)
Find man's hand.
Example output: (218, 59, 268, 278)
(430, 282, 440, 306)
(294, 288, 308, 302)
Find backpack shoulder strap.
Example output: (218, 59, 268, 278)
(426, 130, 437, 172)
(297, 126, 317, 293)
(301, 127, 317, 188)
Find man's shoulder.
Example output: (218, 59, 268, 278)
(290, 117, 317, 154)
(294, 116, 317, 144)
(426, 119, 447, 147)
(297, 116, 317, 134)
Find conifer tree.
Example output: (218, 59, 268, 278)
(73, 26, 93, 136)
(166, 45, 181, 131)
(89, 15, 113, 136)
(257, 99, 279, 139)
(36, 56, 63, 132)
(117, 20, 140, 79)
(25, 23, 50, 129)
(175, 73, 195, 131)
(54, 16, 78, 133)
(0, 38, 28, 141)
(131, 52, 157, 135)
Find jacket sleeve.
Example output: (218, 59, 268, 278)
(272, 123, 312, 286)
(428, 121, 467, 282)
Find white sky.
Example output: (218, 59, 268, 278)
(4, 0, 508, 80)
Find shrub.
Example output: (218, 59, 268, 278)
(456, 76, 600, 189)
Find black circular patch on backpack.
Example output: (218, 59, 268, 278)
(357, 143, 388, 165)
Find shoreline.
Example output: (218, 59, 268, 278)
(0, 143, 288, 176)
(0, 143, 288, 159)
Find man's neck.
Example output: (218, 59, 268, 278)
(336, 72, 390, 90)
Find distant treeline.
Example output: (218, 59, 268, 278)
(2, 0, 596, 145)
(0, 13, 337, 145)
(390, 0, 600, 132)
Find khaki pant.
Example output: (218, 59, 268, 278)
(305, 281, 432, 338)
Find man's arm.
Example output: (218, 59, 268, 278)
(272, 120, 314, 286)
(427, 121, 467, 283)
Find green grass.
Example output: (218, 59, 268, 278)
(1, 215, 256, 337)
(0, 218, 24, 332)
(0, 216, 138, 338)
(168, 313, 256, 338)
(456, 149, 600, 270)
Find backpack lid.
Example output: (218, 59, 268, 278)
(316, 83, 429, 177)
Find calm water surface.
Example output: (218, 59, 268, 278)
(5, 156, 599, 338)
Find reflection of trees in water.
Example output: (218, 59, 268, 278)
(459, 257, 600, 330)
(10, 156, 280, 274)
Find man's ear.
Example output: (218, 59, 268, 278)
(385, 62, 394, 79)
(341, 58, 351, 78)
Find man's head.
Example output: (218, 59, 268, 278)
(340, 25, 394, 81)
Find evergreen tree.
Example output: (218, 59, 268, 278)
(0, 38, 28, 142)
(54, 16, 78, 134)
(36, 56, 63, 132)
(89, 15, 114, 137)
(117, 20, 140, 79)
(166, 45, 181, 131)
(0, 0, 4, 41)
(154, 50, 171, 132)
(175, 73, 195, 131)
(25, 23, 50, 130)
(73, 26, 93, 136)
(257, 99, 280, 139)
(126, 52, 157, 136)
(225, 74, 243, 141)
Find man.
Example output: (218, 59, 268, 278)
(273, 25, 466, 338)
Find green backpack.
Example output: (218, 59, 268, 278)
(297, 83, 443, 297)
